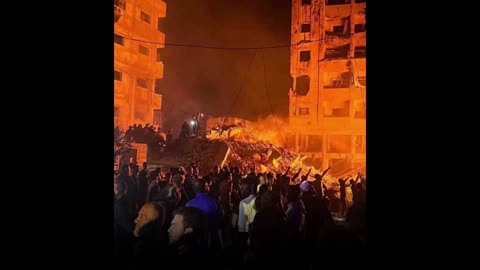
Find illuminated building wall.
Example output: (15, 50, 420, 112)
(289, 0, 366, 175)
(114, 0, 166, 129)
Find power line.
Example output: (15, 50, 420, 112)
(222, 51, 257, 126)
(115, 34, 330, 50)
(261, 49, 286, 145)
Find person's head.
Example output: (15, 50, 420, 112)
(286, 185, 301, 203)
(338, 178, 346, 184)
(114, 180, 127, 198)
(299, 181, 312, 193)
(255, 185, 269, 210)
(356, 182, 363, 190)
(240, 182, 255, 197)
(168, 207, 207, 244)
(142, 162, 147, 170)
(172, 174, 184, 188)
(260, 191, 277, 211)
(250, 167, 255, 173)
(120, 164, 129, 175)
(193, 179, 207, 194)
(134, 202, 165, 237)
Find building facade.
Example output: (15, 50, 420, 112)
(289, 0, 366, 176)
(114, 0, 166, 130)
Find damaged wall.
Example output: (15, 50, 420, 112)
(289, 0, 366, 171)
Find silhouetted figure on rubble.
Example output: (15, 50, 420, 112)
(180, 121, 190, 139)
(338, 178, 348, 215)
(166, 130, 173, 145)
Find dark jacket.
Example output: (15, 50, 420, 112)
(114, 196, 134, 260)
(132, 220, 169, 269)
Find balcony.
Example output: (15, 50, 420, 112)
(114, 0, 126, 23)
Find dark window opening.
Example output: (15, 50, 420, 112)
(300, 50, 311, 62)
(114, 34, 124, 46)
(327, 107, 350, 117)
(326, 0, 351, 6)
(139, 45, 149, 56)
(299, 107, 310, 115)
(333, 25, 345, 34)
(354, 24, 366, 33)
(140, 11, 151, 23)
(357, 76, 366, 87)
(302, 0, 312, 5)
(301, 24, 311, 33)
(354, 46, 366, 58)
(137, 78, 149, 89)
(114, 70, 122, 81)
(295, 75, 310, 96)
(325, 72, 352, 88)
(325, 44, 350, 59)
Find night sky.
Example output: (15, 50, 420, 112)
(159, 0, 292, 130)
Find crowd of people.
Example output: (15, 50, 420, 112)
(115, 124, 173, 150)
(114, 161, 366, 269)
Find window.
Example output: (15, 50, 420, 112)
(325, 100, 350, 117)
(139, 45, 149, 56)
(325, 72, 352, 88)
(325, 44, 350, 59)
(301, 24, 311, 33)
(357, 76, 366, 86)
(354, 46, 366, 58)
(302, 0, 311, 5)
(295, 75, 310, 96)
(136, 78, 149, 89)
(326, 0, 351, 6)
(114, 70, 122, 81)
(156, 48, 162, 62)
(299, 107, 310, 115)
(114, 34, 124, 46)
(300, 51, 311, 62)
(354, 24, 366, 33)
(140, 11, 151, 24)
(333, 25, 344, 34)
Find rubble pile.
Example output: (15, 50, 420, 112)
(150, 137, 337, 185)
